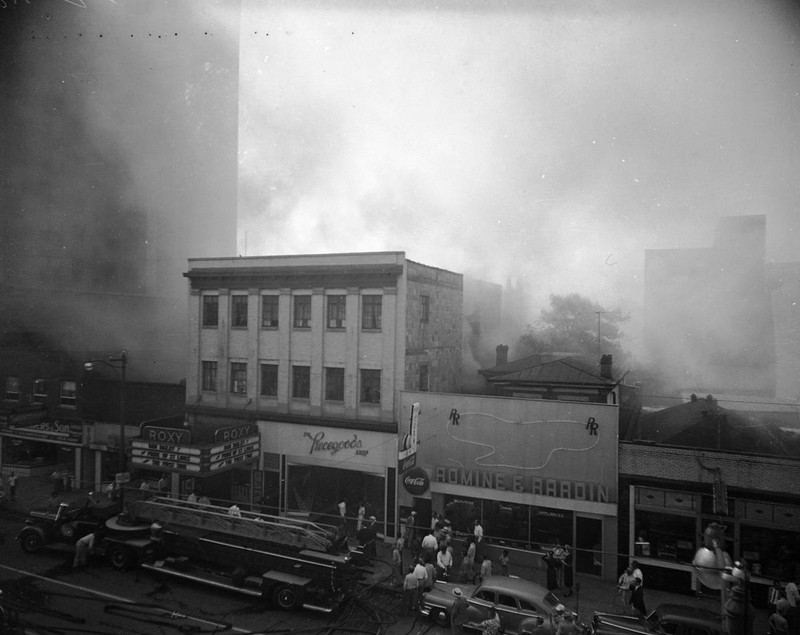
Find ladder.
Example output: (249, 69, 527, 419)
(128, 497, 341, 553)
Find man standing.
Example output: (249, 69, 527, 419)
(73, 531, 97, 568)
(473, 519, 484, 543)
(422, 530, 439, 560)
(450, 587, 469, 635)
(403, 565, 419, 614)
(8, 472, 18, 501)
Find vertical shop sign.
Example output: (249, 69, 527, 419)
(398, 402, 419, 473)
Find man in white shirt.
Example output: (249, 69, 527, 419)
(422, 531, 439, 560)
(473, 520, 484, 543)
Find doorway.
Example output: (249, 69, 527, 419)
(576, 516, 603, 576)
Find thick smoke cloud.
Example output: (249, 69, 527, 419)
(237, 0, 800, 361)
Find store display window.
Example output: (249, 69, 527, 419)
(740, 524, 800, 580)
(634, 510, 696, 562)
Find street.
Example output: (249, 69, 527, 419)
(0, 512, 419, 635)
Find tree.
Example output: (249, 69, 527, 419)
(517, 293, 629, 363)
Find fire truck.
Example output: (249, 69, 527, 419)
(20, 496, 366, 613)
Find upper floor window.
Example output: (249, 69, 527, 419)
(33, 378, 47, 403)
(362, 295, 382, 330)
(421, 294, 430, 323)
(360, 369, 381, 404)
(327, 295, 346, 329)
(419, 364, 429, 391)
(60, 380, 76, 407)
(202, 295, 219, 327)
(325, 367, 345, 401)
(294, 295, 311, 328)
(230, 362, 247, 395)
(261, 295, 279, 328)
(201, 361, 217, 392)
(231, 295, 248, 328)
(260, 363, 278, 397)
(292, 365, 310, 399)
(4, 376, 19, 401)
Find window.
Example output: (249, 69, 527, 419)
(360, 369, 381, 403)
(5, 376, 20, 400)
(201, 361, 217, 392)
(419, 364, 429, 391)
(260, 363, 278, 397)
(231, 295, 248, 328)
(230, 362, 247, 395)
(292, 366, 310, 399)
(294, 295, 311, 328)
(261, 295, 279, 328)
(327, 295, 346, 329)
(60, 380, 76, 407)
(325, 367, 345, 401)
(202, 295, 219, 327)
(421, 294, 430, 323)
(33, 378, 47, 403)
(362, 295, 382, 330)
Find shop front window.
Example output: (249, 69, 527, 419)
(740, 525, 799, 580)
(441, 494, 572, 550)
(634, 510, 696, 562)
(287, 464, 385, 532)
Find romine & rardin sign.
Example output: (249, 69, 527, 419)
(401, 392, 618, 509)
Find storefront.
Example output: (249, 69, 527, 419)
(257, 421, 397, 536)
(0, 406, 85, 484)
(129, 421, 261, 504)
(627, 482, 800, 606)
(400, 391, 619, 582)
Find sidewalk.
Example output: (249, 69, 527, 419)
(1, 475, 769, 632)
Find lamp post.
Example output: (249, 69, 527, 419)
(84, 350, 128, 509)
(692, 523, 753, 635)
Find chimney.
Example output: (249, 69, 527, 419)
(496, 344, 509, 367)
(600, 354, 613, 379)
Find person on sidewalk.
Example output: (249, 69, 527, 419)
(391, 540, 403, 586)
(617, 566, 636, 615)
(73, 531, 97, 568)
(478, 609, 502, 635)
(498, 549, 510, 576)
(403, 565, 419, 614)
(8, 472, 18, 501)
(450, 587, 469, 635)
(630, 577, 647, 618)
(769, 599, 790, 635)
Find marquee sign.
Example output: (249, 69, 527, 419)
(131, 433, 260, 475)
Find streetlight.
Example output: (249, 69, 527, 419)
(692, 523, 753, 635)
(84, 350, 128, 510)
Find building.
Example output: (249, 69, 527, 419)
(643, 215, 776, 397)
(0, 3, 238, 487)
(620, 394, 800, 606)
(177, 252, 463, 534)
(398, 390, 619, 583)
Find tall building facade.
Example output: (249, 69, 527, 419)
(0, 2, 239, 485)
(181, 252, 463, 533)
(644, 215, 776, 396)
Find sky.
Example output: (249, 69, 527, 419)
(233, 0, 800, 357)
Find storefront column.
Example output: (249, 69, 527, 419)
(73, 447, 82, 489)
(94, 451, 103, 493)
(170, 471, 180, 497)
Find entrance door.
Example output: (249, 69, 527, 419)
(575, 516, 602, 576)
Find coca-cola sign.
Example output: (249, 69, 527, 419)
(402, 467, 430, 495)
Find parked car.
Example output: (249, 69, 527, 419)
(421, 576, 570, 635)
(591, 603, 724, 635)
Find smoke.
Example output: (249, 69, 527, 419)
(236, 0, 800, 365)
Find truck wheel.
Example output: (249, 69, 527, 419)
(107, 545, 134, 570)
(19, 531, 44, 554)
(272, 585, 302, 611)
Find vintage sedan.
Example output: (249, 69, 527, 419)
(591, 604, 724, 635)
(420, 576, 568, 635)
